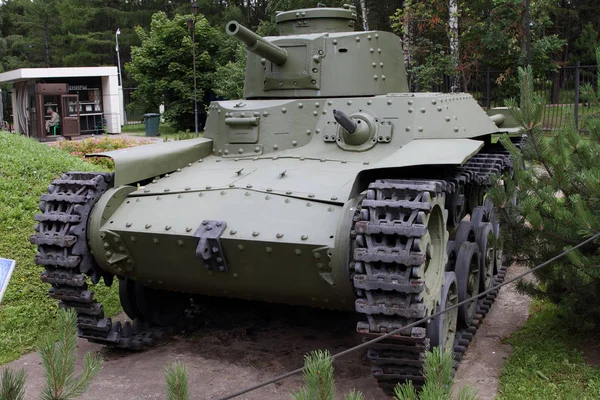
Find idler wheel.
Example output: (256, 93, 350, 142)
(446, 185, 465, 228)
(427, 272, 459, 352)
(445, 240, 457, 271)
(135, 282, 190, 327)
(119, 277, 141, 320)
(455, 242, 481, 328)
(453, 220, 475, 249)
(475, 222, 495, 292)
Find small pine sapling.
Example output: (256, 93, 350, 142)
(292, 350, 364, 400)
(393, 347, 479, 400)
(0, 368, 26, 400)
(38, 308, 103, 400)
(165, 361, 189, 400)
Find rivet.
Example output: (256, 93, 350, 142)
(295, 249, 302, 255)
(153, 238, 159, 244)
(144, 189, 150, 193)
(405, 127, 411, 132)
(185, 187, 191, 191)
(285, 199, 291, 203)
(328, 207, 334, 212)
(267, 188, 273, 192)
(238, 244, 245, 250)
(233, 273, 239, 278)
(165, 225, 171, 230)
(156, 196, 161, 200)
(377, 48, 381, 53)
(367, 35, 372, 40)
(229, 184, 235, 188)
(370, 48, 374, 53)
(432, 100, 437, 105)
(103, 242, 109, 248)
(286, 191, 292, 194)
(331, 196, 338, 200)
(246, 184, 253, 189)
(374, 75, 378, 80)
(421, 108, 426, 113)
(408, 100, 414, 105)
(367, 100, 372, 105)
(130, 236, 136, 242)
(454, 127, 459, 132)
(387, 100, 392, 105)
(145, 224, 152, 229)
(198, 159, 204, 163)
(355, 36, 360, 42)
(317, 263, 324, 269)
(306, 129, 312, 135)
(382, 75, 386, 80)
(347, 100, 352, 105)
(313, 252, 321, 259)
(202, 221, 209, 225)
(245, 192, 251, 197)
(375, 34, 379, 39)
(176, 168, 181, 172)
(306, 202, 311, 207)
(273, 144, 278, 150)
(152, 179, 157, 183)
(186, 227, 192, 232)
(105, 251, 112, 257)
(363, 161, 370, 165)
(308, 193, 315, 198)
(252, 231, 259, 237)
(315, 102, 320, 108)
(265, 247, 273, 253)
(178, 194, 183, 199)
(418, 127, 424, 132)
(281, 107, 287, 113)
(437, 107, 443, 112)
(224, 149, 229, 155)
(206, 186, 211, 189)
(276, 233, 284, 239)
(198, 193, 204, 197)
(177, 240, 184, 246)
(165, 173, 170, 177)
(445, 117, 451, 122)
(380, 63, 384, 68)
(265, 195, 271, 200)
(313, 111, 318, 116)
(322, 110, 327, 115)
(230, 230, 237, 235)
(333, 39, 338, 45)
(409, 108, 414, 113)
(263, 111, 269, 117)
(328, 101, 333, 106)
(221, 191, 226, 195)
(126, 222, 132, 227)
(301, 235, 308, 240)
(238, 148, 244, 154)
(292, 140, 298, 146)
(315, 129, 321, 134)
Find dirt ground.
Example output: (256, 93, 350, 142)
(2, 265, 531, 400)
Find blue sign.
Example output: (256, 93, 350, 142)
(0, 258, 16, 303)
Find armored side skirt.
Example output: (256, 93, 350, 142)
(90, 188, 355, 311)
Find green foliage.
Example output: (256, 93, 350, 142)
(0, 132, 120, 364)
(126, 11, 234, 131)
(0, 368, 26, 400)
(1, 309, 102, 400)
(498, 301, 600, 399)
(491, 60, 600, 328)
(213, 42, 245, 99)
(165, 362, 189, 400)
(39, 309, 103, 400)
(394, 347, 478, 400)
(292, 350, 363, 400)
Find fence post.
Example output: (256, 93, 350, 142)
(574, 61, 580, 131)
(485, 67, 491, 108)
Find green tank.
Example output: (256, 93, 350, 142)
(32, 4, 522, 394)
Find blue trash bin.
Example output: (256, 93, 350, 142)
(143, 113, 161, 136)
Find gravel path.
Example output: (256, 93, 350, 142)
(2, 266, 531, 400)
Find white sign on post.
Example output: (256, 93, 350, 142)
(0, 258, 16, 303)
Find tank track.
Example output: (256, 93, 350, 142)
(350, 147, 515, 394)
(31, 172, 172, 350)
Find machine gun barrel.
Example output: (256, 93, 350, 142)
(226, 21, 288, 66)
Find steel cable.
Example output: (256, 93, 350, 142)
(216, 231, 600, 400)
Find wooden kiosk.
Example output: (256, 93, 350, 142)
(33, 83, 81, 140)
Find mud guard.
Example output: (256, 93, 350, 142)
(87, 138, 213, 186)
(348, 139, 484, 199)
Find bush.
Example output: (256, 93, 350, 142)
(491, 50, 600, 329)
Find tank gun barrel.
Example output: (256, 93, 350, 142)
(226, 21, 288, 66)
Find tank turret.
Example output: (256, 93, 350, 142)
(226, 4, 408, 99)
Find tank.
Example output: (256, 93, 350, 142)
(32, 4, 522, 394)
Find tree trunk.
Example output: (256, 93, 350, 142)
(449, 0, 459, 92)
(360, 0, 369, 31)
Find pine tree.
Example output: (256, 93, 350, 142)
(490, 51, 600, 329)
(165, 362, 189, 400)
(0, 368, 26, 400)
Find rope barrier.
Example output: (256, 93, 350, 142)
(216, 231, 600, 400)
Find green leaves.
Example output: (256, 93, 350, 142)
(0, 368, 26, 400)
(165, 362, 189, 400)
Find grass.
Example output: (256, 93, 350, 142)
(121, 122, 182, 137)
(498, 300, 600, 399)
(0, 132, 121, 364)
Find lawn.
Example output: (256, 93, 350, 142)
(0, 133, 122, 364)
(498, 300, 600, 399)
(120, 122, 195, 138)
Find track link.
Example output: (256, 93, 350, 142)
(31, 172, 173, 350)
(351, 148, 514, 394)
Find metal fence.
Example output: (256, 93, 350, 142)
(420, 63, 599, 131)
(123, 87, 145, 125)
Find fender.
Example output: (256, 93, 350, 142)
(348, 138, 484, 198)
(87, 138, 213, 186)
